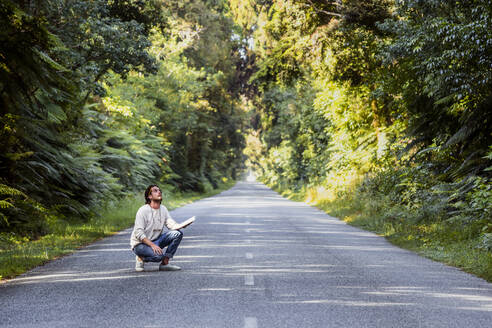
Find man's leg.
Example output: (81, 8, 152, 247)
(133, 243, 165, 263)
(152, 230, 183, 264)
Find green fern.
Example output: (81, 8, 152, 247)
(0, 184, 26, 198)
(0, 200, 14, 209)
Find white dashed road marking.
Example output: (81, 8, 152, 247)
(244, 317, 258, 328)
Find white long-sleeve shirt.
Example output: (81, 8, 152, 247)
(130, 204, 180, 249)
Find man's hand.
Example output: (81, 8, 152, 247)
(150, 242, 163, 255)
(142, 237, 163, 255)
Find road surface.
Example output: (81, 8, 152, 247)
(1, 181, 491, 327)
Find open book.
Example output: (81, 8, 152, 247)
(175, 216, 196, 229)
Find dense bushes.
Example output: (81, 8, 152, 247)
(0, 0, 248, 237)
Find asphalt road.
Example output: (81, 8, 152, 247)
(1, 181, 491, 327)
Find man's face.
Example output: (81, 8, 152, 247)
(149, 186, 162, 202)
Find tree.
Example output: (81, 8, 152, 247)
(0, 0, 160, 233)
(380, 0, 492, 175)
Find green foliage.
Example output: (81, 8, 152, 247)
(448, 176, 492, 245)
(0, 182, 48, 236)
(0, 0, 247, 237)
(380, 0, 492, 105)
(36, 0, 157, 96)
(0, 0, 98, 223)
(240, 0, 491, 225)
(378, 0, 492, 173)
(107, 0, 168, 33)
(104, 11, 247, 191)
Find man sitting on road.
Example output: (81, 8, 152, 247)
(130, 185, 191, 272)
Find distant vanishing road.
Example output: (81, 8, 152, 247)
(1, 181, 491, 327)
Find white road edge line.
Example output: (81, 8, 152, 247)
(245, 275, 254, 286)
(244, 317, 258, 328)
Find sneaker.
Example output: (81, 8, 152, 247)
(135, 256, 144, 272)
(159, 264, 181, 271)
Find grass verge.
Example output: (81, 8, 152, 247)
(270, 183, 492, 283)
(0, 181, 235, 281)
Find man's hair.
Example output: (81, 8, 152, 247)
(144, 184, 159, 204)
